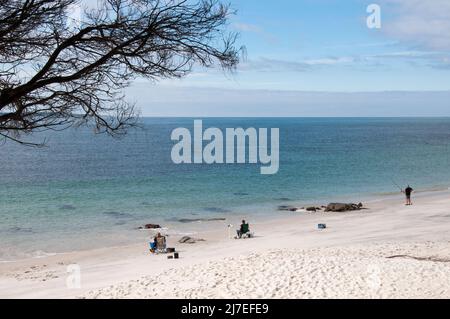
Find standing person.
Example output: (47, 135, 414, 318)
(403, 185, 414, 205)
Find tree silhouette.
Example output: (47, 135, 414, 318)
(0, 0, 239, 145)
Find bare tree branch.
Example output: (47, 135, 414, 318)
(0, 0, 241, 145)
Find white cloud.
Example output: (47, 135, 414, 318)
(382, 0, 450, 50)
(238, 58, 311, 72)
(303, 57, 355, 66)
(232, 22, 263, 33)
(231, 22, 279, 44)
(238, 56, 356, 72)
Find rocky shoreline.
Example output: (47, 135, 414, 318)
(138, 203, 366, 233)
(278, 202, 366, 213)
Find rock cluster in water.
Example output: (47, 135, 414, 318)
(324, 203, 364, 212)
(138, 224, 161, 230)
(278, 203, 364, 213)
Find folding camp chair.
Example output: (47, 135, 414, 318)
(236, 223, 254, 239)
(149, 236, 167, 254)
(155, 236, 167, 253)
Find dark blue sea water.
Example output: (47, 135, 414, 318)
(1, 118, 450, 260)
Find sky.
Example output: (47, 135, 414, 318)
(89, 0, 450, 116)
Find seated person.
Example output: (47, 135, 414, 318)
(236, 220, 250, 238)
(150, 233, 165, 252)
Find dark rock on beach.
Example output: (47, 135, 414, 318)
(279, 202, 365, 213)
(142, 224, 162, 229)
(325, 203, 364, 212)
(179, 236, 205, 244)
(278, 205, 298, 212)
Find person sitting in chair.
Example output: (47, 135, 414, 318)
(237, 220, 250, 238)
(150, 233, 165, 253)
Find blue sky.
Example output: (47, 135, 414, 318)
(121, 0, 450, 115)
(150, 0, 450, 93)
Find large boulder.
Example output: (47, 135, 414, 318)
(325, 203, 348, 212)
(278, 205, 293, 211)
(325, 203, 364, 212)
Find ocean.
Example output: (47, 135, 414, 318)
(1, 117, 450, 260)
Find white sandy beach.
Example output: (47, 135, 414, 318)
(1, 191, 450, 299)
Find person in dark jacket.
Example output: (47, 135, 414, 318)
(403, 185, 414, 206)
(236, 220, 250, 238)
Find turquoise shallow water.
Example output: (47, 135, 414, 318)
(1, 117, 450, 260)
